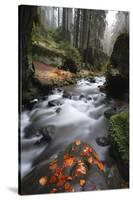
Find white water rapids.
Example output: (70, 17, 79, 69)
(20, 76, 111, 179)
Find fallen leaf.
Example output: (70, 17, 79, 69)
(88, 156, 93, 164)
(55, 167, 63, 176)
(79, 179, 86, 187)
(97, 161, 105, 171)
(49, 175, 57, 184)
(75, 140, 81, 146)
(64, 182, 71, 190)
(72, 146, 76, 152)
(74, 163, 87, 176)
(50, 188, 57, 193)
(57, 179, 65, 187)
(67, 176, 72, 181)
(39, 176, 47, 186)
(94, 159, 104, 171)
(80, 152, 87, 157)
(93, 152, 100, 160)
(49, 160, 57, 171)
(64, 155, 76, 168)
(83, 144, 93, 153)
(64, 182, 74, 192)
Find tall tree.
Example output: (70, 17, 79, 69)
(73, 9, 80, 48)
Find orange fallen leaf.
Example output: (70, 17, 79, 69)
(64, 182, 74, 192)
(78, 160, 83, 164)
(79, 179, 86, 187)
(97, 161, 105, 171)
(64, 182, 71, 190)
(64, 154, 70, 160)
(67, 176, 72, 181)
(75, 140, 81, 146)
(50, 188, 57, 193)
(49, 160, 57, 171)
(80, 152, 87, 157)
(39, 176, 47, 186)
(55, 167, 63, 176)
(64, 155, 76, 168)
(93, 152, 100, 160)
(74, 163, 87, 176)
(88, 156, 93, 164)
(83, 144, 93, 153)
(94, 159, 104, 171)
(49, 175, 57, 184)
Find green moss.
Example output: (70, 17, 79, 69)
(58, 42, 81, 63)
(110, 33, 129, 77)
(108, 111, 129, 163)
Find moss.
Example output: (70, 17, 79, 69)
(108, 111, 129, 163)
(110, 33, 129, 77)
(59, 42, 81, 63)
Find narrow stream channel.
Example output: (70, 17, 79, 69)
(20, 76, 122, 190)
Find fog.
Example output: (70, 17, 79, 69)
(102, 10, 129, 56)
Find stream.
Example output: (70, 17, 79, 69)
(20, 76, 122, 191)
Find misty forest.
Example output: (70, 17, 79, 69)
(19, 5, 129, 195)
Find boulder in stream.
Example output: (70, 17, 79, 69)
(20, 140, 124, 195)
(48, 99, 63, 107)
(96, 137, 109, 147)
(105, 33, 129, 98)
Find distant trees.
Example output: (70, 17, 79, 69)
(37, 6, 107, 68)
(72, 9, 107, 67)
(62, 8, 73, 43)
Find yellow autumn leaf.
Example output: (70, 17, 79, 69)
(79, 179, 86, 187)
(39, 176, 47, 186)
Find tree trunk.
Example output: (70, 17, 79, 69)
(85, 11, 92, 67)
(75, 9, 80, 48)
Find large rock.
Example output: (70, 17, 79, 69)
(107, 111, 129, 181)
(20, 141, 110, 195)
(106, 33, 129, 98)
(48, 99, 63, 107)
(110, 33, 129, 77)
(61, 59, 78, 73)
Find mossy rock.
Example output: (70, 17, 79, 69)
(105, 33, 129, 98)
(110, 33, 129, 77)
(108, 111, 129, 163)
(21, 140, 107, 195)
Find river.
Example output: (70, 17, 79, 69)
(20, 76, 122, 192)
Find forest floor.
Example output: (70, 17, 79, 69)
(33, 60, 95, 87)
(33, 61, 73, 86)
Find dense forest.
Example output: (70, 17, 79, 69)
(19, 5, 129, 195)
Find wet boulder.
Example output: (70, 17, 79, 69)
(87, 96, 92, 101)
(48, 99, 63, 107)
(21, 140, 109, 195)
(79, 93, 86, 100)
(96, 137, 109, 147)
(63, 91, 72, 99)
(61, 59, 78, 73)
(89, 77, 96, 83)
(105, 33, 129, 98)
(34, 126, 55, 145)
(110, 33, 129, 77)
(34, 134, 51, 146)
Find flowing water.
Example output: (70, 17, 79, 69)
(20, 76, 114, 181)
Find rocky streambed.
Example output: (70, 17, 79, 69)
(19, 76, 127, 194)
